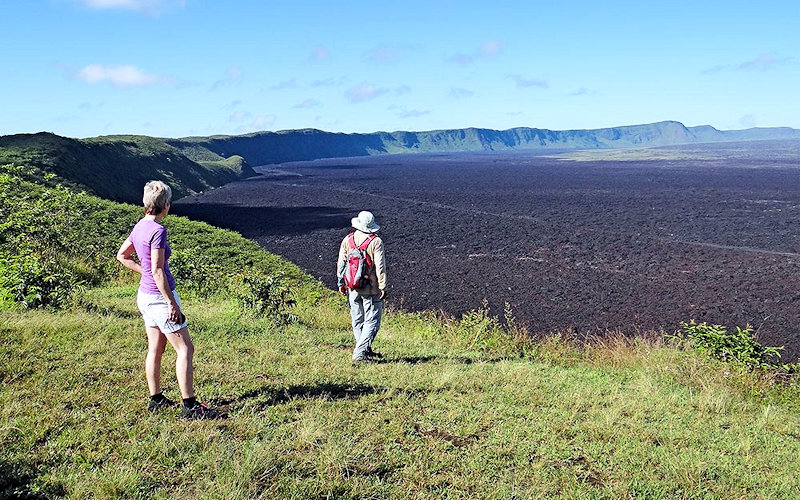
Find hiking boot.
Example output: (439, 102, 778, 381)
(148, 395, 177, 412)
(181, 402, 220, 420)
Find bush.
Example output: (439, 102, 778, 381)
(0, 253, 84, 310)
(229, 270, 296, 323)
(675, 320, 783, 369)
(169, 247, 225, 298)
(441, 300, 533, 357)
(457, 299, 505, 350)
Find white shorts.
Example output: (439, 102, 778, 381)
(136, 290, 188, 334)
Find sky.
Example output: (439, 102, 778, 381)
(1, 0, 799, 138)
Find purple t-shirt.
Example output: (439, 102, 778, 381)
(127, 218, 175, 294)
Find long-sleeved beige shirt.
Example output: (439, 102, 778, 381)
(337, 230, 387, 295)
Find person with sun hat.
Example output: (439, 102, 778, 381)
(336, 210, 388, 363)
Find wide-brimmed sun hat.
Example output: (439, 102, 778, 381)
(351, 211, 380, 233)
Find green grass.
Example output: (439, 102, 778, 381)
(3, 284, 800, 499)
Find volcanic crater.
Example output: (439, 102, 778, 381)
(173, 141, 800, 359)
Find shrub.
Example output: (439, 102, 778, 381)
(675, 320, 783, 369)
(169, 247, 225, 298)
(229, 270, 297, 323)
(444, 299, 532, 357)
(0, 253, 84, 310)
(458, 299, 505, 349)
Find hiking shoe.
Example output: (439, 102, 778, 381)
(148, 396, 177, 412)
(181, 402, 220, 420)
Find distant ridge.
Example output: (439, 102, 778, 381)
(167, 121, 800, 166)
(2, 121, 799, 203)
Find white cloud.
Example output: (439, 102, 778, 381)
(450, 53, 476, 65)
(270, 79, 298, 90)
(368, 48, 398, 64)
(739, 114, 757, 128)
(738, 53, 790, 71)
(450, 88, 474, 99)
(70, 0, 185, 16)
(78, 101, 104, 111)
(222, 99, 242, 110)
(312, 45, 331, 61)
(507, 74, 548, 89)
(229, 111, 251, 123)
(570, 87, 592, 96)
(366, 46, 410, 64)
(700, 64, 727, 75)
(702, 53, 794, 74)
(236, 115, 276, 134)
(397, 109, 430, 119)
(211, 66, 242, 91)
(395, 85, 411, 96)
(449, 40, 503, 65)
(76, 64, 169, 88)
(312, 78, 336, 87)
(479, 40, 502, 57)
(293, 98, 321, 109)
(346, 83, 388, 103)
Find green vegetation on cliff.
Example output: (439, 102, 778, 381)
(0, 133, 255, 204)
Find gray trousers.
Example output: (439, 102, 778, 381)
(348, 290, 383, 360)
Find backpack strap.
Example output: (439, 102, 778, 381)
(358, 233, 376, 251)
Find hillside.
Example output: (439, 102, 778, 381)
(0, 133, 255, 204)
(169, 121, 800, 166)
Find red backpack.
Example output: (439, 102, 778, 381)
(344, 232, 376, 289)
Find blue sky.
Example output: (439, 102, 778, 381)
(2, 0, 799, 138)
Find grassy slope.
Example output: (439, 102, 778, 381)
(0, 133, 255, 204)
(3, 286, 800, 499)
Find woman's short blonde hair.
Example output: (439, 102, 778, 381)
(143, 180, 172, 215)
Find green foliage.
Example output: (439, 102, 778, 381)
(170, 248, 298, 323)
(229, 270, 297, 323)
(675, 320, 783, 369)
(433, 299, 534, 358)
(168, 247, 225, 298)
(457, 299, 505, 350)
(0, 167, 319, 325)
(0, 171, 140, 284)
(0, 253, 83, 310)
(0, 132, 255, 204)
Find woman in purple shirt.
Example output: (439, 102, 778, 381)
(116, 181, 217, 419)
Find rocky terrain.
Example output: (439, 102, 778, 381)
(174, 141, 800, 359)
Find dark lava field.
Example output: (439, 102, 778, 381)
(173, 140, 800, 359)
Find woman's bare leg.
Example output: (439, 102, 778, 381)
(145, 326, 167, 396)
(165, 326, 194, 399)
